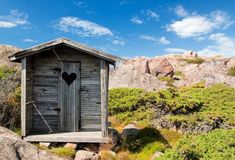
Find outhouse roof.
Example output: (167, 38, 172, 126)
(9, 38, 118, 65)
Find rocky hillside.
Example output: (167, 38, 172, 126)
(110, 51, 235, 90)
(0, 45, 20, 68)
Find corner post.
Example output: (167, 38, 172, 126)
(21, 57, 26, 137)
(100, 60, 109, 137)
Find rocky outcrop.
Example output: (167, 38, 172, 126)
(226, 57, 235, 69)
(109, 57, 168, 91)
(75, 150, 100, 160)
(182, 50, 198, 58)
(0, 45, 20, 68)
(0, 126, 69, 160)
(146, 58, 174, 77)
(121, 122, 140, 138)
(100, 128, 122, 152)
(110, 55, 235, 90)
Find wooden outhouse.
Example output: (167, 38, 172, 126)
(9, 38, 117, 143)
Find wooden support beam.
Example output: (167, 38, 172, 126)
(100, 60, 109, 138)
(21, 57, 27, 137)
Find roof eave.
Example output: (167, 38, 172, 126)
(9, 38, 117, 65)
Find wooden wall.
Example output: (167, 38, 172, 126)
(26, 58, 33, 133)
(28, 45, 102, 133)
(32, 53, 59, 132)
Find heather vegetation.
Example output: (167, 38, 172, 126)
(184, 57, 205, 64)
(109, 83, 235, 159)
(228, 66, 235, 76)
(109, 83, 235, 128)
(0, 65, 20, 129)
(159, 129, 235, 160)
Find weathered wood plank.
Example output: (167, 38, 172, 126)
(23, 131, 108, 143)
(100, 60, 109, 137)
(21, 58, 27, 137)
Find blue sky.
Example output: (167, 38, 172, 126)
(0, 0, 235, 58)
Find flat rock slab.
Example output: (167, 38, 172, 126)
(39, 142, 51, 148)
(75, 150, 100, 160)
(64, 143, 77, 150)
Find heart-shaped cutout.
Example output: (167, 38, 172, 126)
(62, 72, 77, 86)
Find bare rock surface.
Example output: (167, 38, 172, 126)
(109, 57, 168, 91)
(110, 55, 235, 90)
(75, 150, 100, 160)
(0, 45, 20, 68)
(0, 126, 70, 160)
(64, 143, 77, 150)
(121, 122, 140, 138)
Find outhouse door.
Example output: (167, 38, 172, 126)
(59, 62, 80, 132)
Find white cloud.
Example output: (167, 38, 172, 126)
(23, 39, 38, 43)
(0, 10, 28, 28)
(0, 21, 16, 28)
(167, 10, 233, 38)
(146, 10, 159, 21)
(130, 16, 143, 24)
(174, 5, 188, 17)
(140, 35, 170, 45)
(57, 17, 113, 37)
(140, 35, 156, 41)
(165, 48, 188, 53)
(112, 39, 125, 46)
(73, 1, 87, 8)
(198, 33, 235, 57)
(159, 36, 171, 44)
(131, 9, 159, 24)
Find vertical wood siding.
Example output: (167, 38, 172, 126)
(26, 58, 33, 133)
(30, 45, 101, 133)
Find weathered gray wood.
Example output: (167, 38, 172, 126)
(60, 62, 80, 131)
(100, 60, 109, 137)
(10, 38, 117, 65)
(25, 46, 105, 135)
(23, 131, 108, 143)
(21, 58, 26, 137)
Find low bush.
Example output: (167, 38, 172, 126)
(0, 65, 21, 129)
(228, 66, 235, 76)
(109, 88, 156, 126)
(167, 83, 235, 127)
(185, 57, 205, 64)
(109, 83, 235, 131)
(159, 129, 235, 160)
(0, 65, 17, 79)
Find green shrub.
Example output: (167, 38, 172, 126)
(157, 76, 175, 87)
(109, 88, 157, 126)
(158, 129, 235, 160)
(109, 88, 145, 115)
(185, 58, 205, 64)
(0, 65, 17, 79)
(167, 83, 235, 126)
(228, 66, 235, 76)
